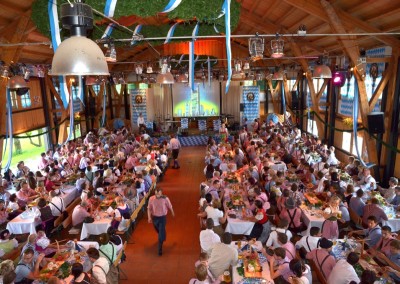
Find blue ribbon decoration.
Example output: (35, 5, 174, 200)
(164, 22, 179, 44)
(101, 88, 107, 127)
(353, 84, 367, 167)
(162, 0, 183, 13)
(223, 0, 232, 94)
(102, 0, 118, 39)
(65, 86, 75, 142)
(131, 24, 143, 45)
(214, 24, 220, 34)
(48, 0, 68, 108)
(3, 88, 13, 171)
(281, 84, 286, 116)
(207, 57, 211, 87)
(189, 23, 199, 92)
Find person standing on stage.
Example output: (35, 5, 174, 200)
(170, 134, 181, 169)
(137, 113, 145, 130)
(148, 188, 175, 256)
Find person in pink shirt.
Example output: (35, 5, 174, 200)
(362, 197, 388, 226)
(369, 225, 396, 257)
(320, 216, 339, 240)
(125, 153, 137, 171)
(270, 247, 292, 283)
(306, 238, 336, 281)
(277, 232, 296, 261)
(38, 153, 49, 170)
(280, 197, 306, 234)
(73, 149, 82, 167)
(16, 181, 38, 205)
(147, 188, 175, 256)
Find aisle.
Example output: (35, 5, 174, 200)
(120, 146, 205, 283)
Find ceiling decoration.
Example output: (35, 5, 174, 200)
(31, 0, 241, 44)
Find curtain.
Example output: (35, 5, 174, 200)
(222, 81, 241, 122)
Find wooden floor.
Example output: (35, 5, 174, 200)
(120, 146, 205, 283)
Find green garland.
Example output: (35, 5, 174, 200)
(31, 0, 240, 43)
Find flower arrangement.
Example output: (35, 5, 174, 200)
(371, 192, 386, 206)
(339, 171, 352, 182)
(224, 174, 238, 184)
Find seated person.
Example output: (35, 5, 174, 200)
(71, 201, 91, 228)
(279, 197, 306, 234)
(369, 225, 396, 257)
(208, 232, 238, 280)
(374, 240, 400, 283)
(289, 259, 312, 284)
(37, 198, 55, 235)
(269, 247, 292, 283)
(306, 238, 336, 281)
(189, 263, 220, 284)
(349, 215, 382, 248)
(194, 252, 218, 283)
(349, 188, 366, 217)
(277, 232, 296, 260)
(0, 199, 9, 225)
(327, 252, 360, 284)
(362, 198, 388, 226)
(0, 229, 18, 258)
(296, 227, 321, 258)
(98, 233, 117, 266)
(266, 218, 292, 249)
(15, 248, 45, 283)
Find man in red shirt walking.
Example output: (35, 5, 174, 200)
(148, 188, 175, 255)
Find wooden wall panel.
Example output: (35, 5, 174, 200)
(12, 108, 45, 134)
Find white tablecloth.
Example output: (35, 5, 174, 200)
(302, 210, 325, 235)
(80, 212, 112, 240)
(6, 214, 41, 235)
(77, 241, 100, 250)
(59, 185, 79, 206)
(269, 162, 287, 172)
(383, 218, 400, 232)
(225, 217, 255, 235)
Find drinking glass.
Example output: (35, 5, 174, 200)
(223, 270, 231, 283)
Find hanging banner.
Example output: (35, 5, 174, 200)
(131, 24, 143, 45)
(223, 0, 232, 94)
(162, 0, 183, 13)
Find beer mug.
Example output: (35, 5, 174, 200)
(223, 270, 231, 283)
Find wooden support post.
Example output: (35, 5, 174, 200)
(266, 79, 281, 113)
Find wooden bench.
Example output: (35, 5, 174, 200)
(113, 241, 128, 280)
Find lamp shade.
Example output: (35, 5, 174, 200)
(312, 65, 332, 79)
(177, 73, 188, 83)
(50, 36, 109, 76)
(8, 75, 28, 89)
(156, 72, 175, 84)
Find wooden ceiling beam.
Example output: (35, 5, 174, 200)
(282, 0, 400, 49)
(0, 2, 26, 15)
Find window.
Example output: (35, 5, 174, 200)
(10, 91, 18, 109)
(341, 131, 365, 156)
(307, 119, 318, 137)
(342, 132, 352, 152)
(20, 91, 32, 108)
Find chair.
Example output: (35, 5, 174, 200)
(113, 241, 128, 280)
(116, 218, 133, 243)
(348, 207, 364, 230)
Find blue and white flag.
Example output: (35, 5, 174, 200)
(189, 23, 199, 92)
(164, 22, 179, 44)
(223, 0, 232, 94)
(131, 24, 143, 45)
(102, 0, 118, 39)
(162, 0, 183, 13)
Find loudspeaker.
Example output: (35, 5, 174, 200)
(240, 103, 245, 112)
(367, 112, 384, 134)
(291, 91, 299, 110)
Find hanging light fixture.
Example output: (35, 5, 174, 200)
(232, 60, 245, 80)
(312, 55, 332, 79)
(156, 58, 174, 84)
(146, 62, 153, 74)
(271, 33, 284, 58)
(248, 33, 264, 61)
(8, 75, 29, 96)
(50, 2, 109, 76)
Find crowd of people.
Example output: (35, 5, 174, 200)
(194, 118, 400, 283)
(0, 124, 181, 284)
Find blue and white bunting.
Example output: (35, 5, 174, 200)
(101, 89, 107, 127)
(164, 22, 179, 44)
(223, 0, 232, 94)
(131, 24, 143, 45)
(207, 57, 211, 87)
(162, 0, 183, 13)
(214, 24, 220, 34)
(66, 88, 75, 142)
(189, 23, 199, 92)
(102, 0, 118, 39)
(48, 0, 69, 108)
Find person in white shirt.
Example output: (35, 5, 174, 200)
(75, 172, 88, 192)
(295, 227, 321, 257)
(358, 168, 377, 190)
(49, 190, 65, 217)
(79, 153, 90, 171)
(316, 172, 328, 193)
(266, 219, 292, 249)
(87, 247, 109, 284)
(199, 218, 221, 254)
(326, 150, 339, 166)
(170, 134, 181, 169)
(327, 252, 360, 284)
(137, 113, 145, 129)
(208, 232, 238, 279)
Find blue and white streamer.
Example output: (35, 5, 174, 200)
(48, 0, 69, 108)
(281, 85, 286, 116)
(65, 88, 75, 142)
(214, 24, 220, 34)
(223, 0, 232, 94)
(101, 88, 107, 127)
(353, 86, 367, 168)
(207, 57, 211, 87)
(162, 0, 183, 13)
(164, 22, 179, 44)
(102, 0, 118, 39)
(131, 24, 143, 45)
(189, 23, 199, 92)
(3, 88, 13, 171)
